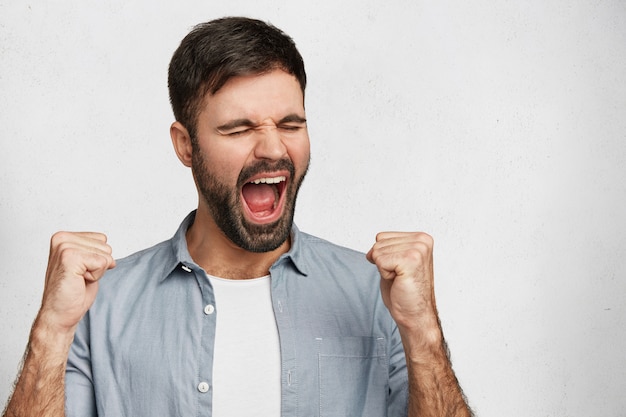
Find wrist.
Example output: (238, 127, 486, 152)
(399, 317, 447, 365)
(29, 313, 76, 363)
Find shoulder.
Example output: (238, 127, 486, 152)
(95, 238, 177, 298)
(292, 229, 378, 280)
(297, 231, 366, 258)
(112, 239, 174, 273)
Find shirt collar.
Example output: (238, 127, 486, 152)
(161, 210, 309, 281)
(157, 211, 197, 282)
(276, 223, 310, 276)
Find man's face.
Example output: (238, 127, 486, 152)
(191, 69, 310, 253)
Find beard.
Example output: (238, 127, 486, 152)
(191, 146, 308, 253)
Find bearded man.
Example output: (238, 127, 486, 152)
(3, 17, 472, 417)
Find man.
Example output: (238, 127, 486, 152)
(3, 17, 472, 416)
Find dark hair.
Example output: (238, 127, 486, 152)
(168, 17, 307, 139)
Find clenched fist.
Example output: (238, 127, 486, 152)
(38, 231, 116, 335)
(366, 231, 439, 337)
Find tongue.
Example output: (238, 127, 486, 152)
(242, 183, 277, 213)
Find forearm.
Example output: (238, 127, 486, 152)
(2, 317, 73, 417)
(367, 231, 472, 415)
(3, 232, 113, 417)
(402, 325, 473, 417)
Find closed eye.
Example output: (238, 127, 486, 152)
(225, 128, 252, 137)
(216, 115, 306, 137)
(278, 124, 304, 132)
(216, 118, 256, 137)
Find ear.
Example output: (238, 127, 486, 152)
(170, 121, 193, 167)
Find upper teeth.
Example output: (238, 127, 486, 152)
(250, 176, 286, 185)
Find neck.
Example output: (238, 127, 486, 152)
(186, 207, 290, 279)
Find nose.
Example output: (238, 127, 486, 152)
(253, 125, 288, 160)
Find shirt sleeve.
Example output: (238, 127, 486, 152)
(65, 313, 98, 417)
(387, 321, 409, 416)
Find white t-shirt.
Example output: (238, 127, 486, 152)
(208, 275, 281, 416)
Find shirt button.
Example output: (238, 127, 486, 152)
(197, 382, 210, 393)
(204, 304, 215, 315)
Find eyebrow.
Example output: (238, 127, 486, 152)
(216, 114, 307, 132)
(278, 114, 307, 125)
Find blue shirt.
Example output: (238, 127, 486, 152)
(66, 212, 408, 416)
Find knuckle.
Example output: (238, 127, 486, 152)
(406, 241, 432, 262)
(422, 232, 434, 246)
(406, 247, 426, 262)
(57, 245, 79, 263)
(415, 241, 429, 252)
(50, 231, 71, 247)
(413, 232, 434, 247)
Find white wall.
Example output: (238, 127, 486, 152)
(1, 1, 625, 415)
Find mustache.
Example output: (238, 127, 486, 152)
(237, 158, 295, 187)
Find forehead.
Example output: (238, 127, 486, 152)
(201, 70, 305, 122)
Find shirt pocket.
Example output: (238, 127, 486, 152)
(316, 336, 389, 417)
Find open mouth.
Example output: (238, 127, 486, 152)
(241, 174, 288, 223)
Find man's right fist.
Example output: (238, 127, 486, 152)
(38, 231, 116, 335)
